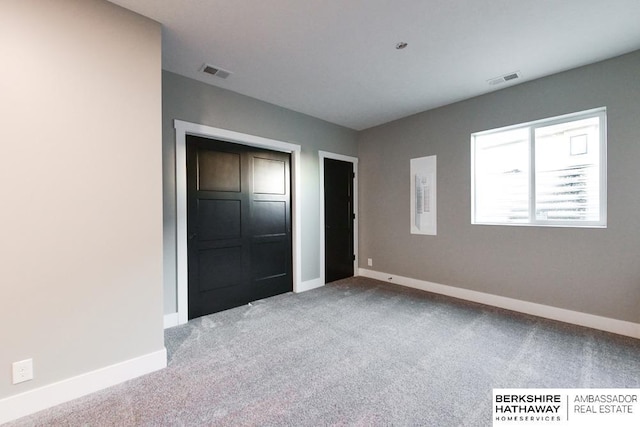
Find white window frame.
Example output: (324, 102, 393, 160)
(471, 107, 607, 228)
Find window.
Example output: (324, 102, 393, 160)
(471, 108, 606, 227)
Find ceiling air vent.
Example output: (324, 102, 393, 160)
(201, 64, 232, 79)
(487, 71, 521, 86)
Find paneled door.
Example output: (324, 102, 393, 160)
(186, 135, 292, 319)
(324, 158, 355, 283)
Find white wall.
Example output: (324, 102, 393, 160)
(0, 0, 165, 417)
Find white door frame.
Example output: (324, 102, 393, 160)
(319, 151, 359, 285)
(174, 120, 302, 325)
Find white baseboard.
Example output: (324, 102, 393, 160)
(295, 277, 324, 293)
(0, 348, 167, 425)
(358, 268, 640, 339)
(164, 312, 179, 329)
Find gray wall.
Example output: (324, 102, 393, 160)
(0, 0, 164, 398)
(162, 71, 358, 314)
(358, 50, 640, 323)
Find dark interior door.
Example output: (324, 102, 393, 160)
(187, 136, 292, 319)
(324, 158, 354, 283)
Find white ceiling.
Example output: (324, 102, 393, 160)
(109, 0, 640, 130)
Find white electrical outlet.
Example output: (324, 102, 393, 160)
(367, 258, 373, 266)
(12, 358, 33, 384)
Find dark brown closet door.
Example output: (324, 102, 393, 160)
(187, 136, 292, 319)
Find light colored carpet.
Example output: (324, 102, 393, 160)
(7, 277, 640, 426)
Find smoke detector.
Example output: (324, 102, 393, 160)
(487, 71, 521, 86)
(201, 64, 232, 79)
